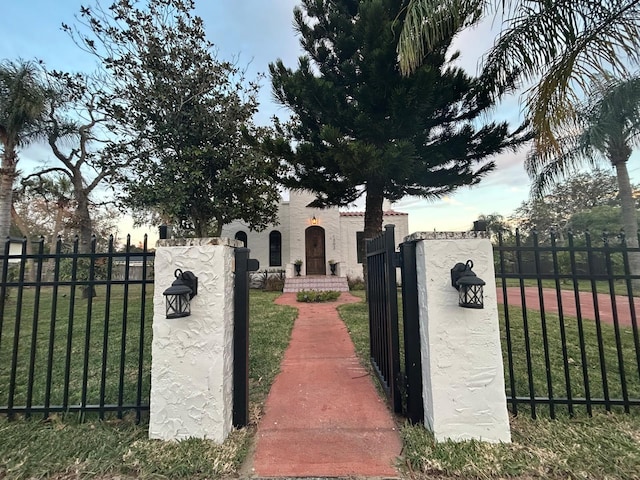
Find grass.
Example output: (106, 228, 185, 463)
(401, 413, 640, 479)
(502, 305, 640, 416)
(0, 289, 297, 479)
(339, 292, 640, 479)
(5, 282, 640, 479)
(0, 284, 153, 416)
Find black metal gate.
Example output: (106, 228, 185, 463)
(366, 225, 402, 413)
(366, 225, 424, 421)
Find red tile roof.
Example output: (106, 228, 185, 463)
(340, 210, 408, 216)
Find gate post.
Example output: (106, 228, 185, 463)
(400, 240, 424, 424)
(149, 238, 237, 442)
(233, 247, 259, 428)
(408, 231, 511, 443)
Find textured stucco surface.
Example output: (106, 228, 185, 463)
(149, 243, 235, 442)
(415, 236, 511, 443)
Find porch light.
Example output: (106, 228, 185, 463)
(311, 215, 318, 225)
(163, 269, 198, 318)
(450, 260, 485, 309)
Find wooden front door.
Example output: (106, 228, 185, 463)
(305, 226, 326, 275)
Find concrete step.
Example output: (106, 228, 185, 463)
(283, 275, 349, 293)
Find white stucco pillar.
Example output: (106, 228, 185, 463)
(149, 238, 236, 442)
(407, 232, 511, 443)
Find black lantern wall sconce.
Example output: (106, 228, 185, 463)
(450, 260, 486, 309)
(163, 269, 198, 318)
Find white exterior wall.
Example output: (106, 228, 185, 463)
(149, 238, 236, 442)
(220, 202, 290, 273)
(339, 214, 409, 280)
(286, 190, 342, 275)
(409, 231, 511, 443)
(339, 215, 362, 278)
(220, 191, 408, 278)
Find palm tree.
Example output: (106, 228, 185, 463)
(397, 0, 640, 155)
(0, 60, 47, 239)
(526, 75, 640, 283)
(473, 213, 513, 242)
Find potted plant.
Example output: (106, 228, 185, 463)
(294, 259, 303, 276)
(328, 259, 338, 276)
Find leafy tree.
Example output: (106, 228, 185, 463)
(13, 172, 118, 251)
(568, 205, 628, 236)
(0, 60, 47, 239)
(269, 0, 525, 266)
(29, 71, 131, 251)
(66, 0, 280, 237)
(511, 169, 636, 242)
(527, 76, 640, 251)
(397, 0, 640, 155)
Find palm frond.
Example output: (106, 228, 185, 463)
(499, 0, 640, 154)
(397, 0, 486, 75)
(526, 133, 599, 197)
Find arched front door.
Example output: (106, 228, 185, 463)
(305, 226, 326, 275)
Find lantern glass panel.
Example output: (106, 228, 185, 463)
(458, 284, 484, 309)
(166, 292, 191, 318)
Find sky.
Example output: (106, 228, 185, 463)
(2, 1, 636, 242)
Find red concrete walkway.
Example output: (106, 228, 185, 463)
(252, 292, 402, 478)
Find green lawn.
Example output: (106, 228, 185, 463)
(502, 304, 640, 417)
(339, 293, 640, 479)
(4, 285, 640, 479)
(0, 289, 297, 479)
(0, 284, 153, 418)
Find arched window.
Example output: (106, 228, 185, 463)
(235, 231, 247, 248)
(269, 230, 282, 266)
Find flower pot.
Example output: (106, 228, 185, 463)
(294, 264, 302, 276)
(329, 263, 337, 276)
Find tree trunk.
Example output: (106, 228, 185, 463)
(10, 205, 35, 282)
(74, 186, 93, 254)
(0, 149, 17, 240)
(74, 186, 96, 298)
(614, 160, 640, 292)
(362, 184, 385, 298)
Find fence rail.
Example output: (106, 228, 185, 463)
(0, 236, 154, 422)
(496, 230, 640, 418)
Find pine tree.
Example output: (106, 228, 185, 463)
(269, 0, 525, 250)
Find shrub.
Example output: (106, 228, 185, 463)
(347, 275, 365, 291)
(296, 290, 341, 302)
(264, 276, 284, 292)
(250, 269, 285, 290)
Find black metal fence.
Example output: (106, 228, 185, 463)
(496, 230, 640, 418)
(0, 236, 154, 421)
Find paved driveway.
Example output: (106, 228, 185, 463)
(497, 287, 640, 328)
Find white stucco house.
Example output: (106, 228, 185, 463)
(220, 190, 409, 279)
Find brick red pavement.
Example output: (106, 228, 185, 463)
(252, 292, 402, 479)
(498, 287, 640, 327)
